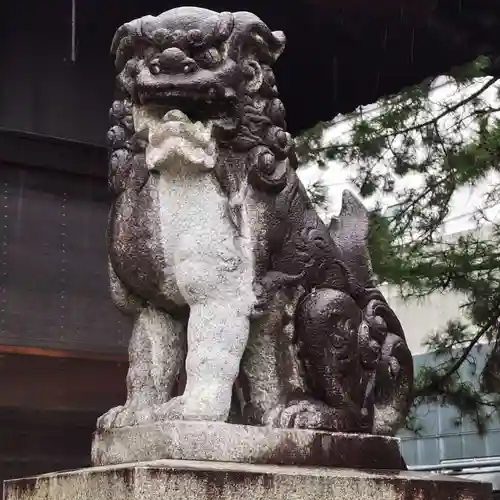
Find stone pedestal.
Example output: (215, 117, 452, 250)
(91, 421, 405, 470)
(5, 423, 491, 500)
(4, 460, 491, 500)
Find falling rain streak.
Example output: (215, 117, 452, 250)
(71, 0, 77, 62)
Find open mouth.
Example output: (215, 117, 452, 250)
(137, 87, 236, 123)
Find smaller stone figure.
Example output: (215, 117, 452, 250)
(98, 6, 413, 437)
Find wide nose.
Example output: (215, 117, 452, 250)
(157, 47, 196, 74)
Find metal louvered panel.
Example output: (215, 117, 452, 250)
(400, 346, 500, 466)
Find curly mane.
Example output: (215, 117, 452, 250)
(106, 10, 292, 232)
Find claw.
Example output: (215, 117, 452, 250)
(96, 405, 124, 430)
(268, 398, 364, 432)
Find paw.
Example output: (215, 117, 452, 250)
(96, 402, 155, 430)
(96, 405, 125, 430)
(266, 399, 362, 432)
(153, 390, 230, 422)
(154, 395, 191, 421)
(146, 110, 215, 172)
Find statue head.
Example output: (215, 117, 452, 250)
(110, 7, 286, 138)
(107, 7, 293, 207)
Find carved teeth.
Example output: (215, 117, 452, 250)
(163, 109, 190, 123)
(194, 121, 208, 137)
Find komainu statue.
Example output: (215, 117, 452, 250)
(98, 6, 413, 437)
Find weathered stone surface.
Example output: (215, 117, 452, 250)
(100, 4, 414, 444)
(4, 460, 491, 500)
(91, 421, 404, 469)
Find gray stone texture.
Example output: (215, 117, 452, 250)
(4, 461, 491, 500)
(101, 6, 414, 447)
(92, 421, 405, 469)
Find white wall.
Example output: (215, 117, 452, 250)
(380, 284, 469, 355)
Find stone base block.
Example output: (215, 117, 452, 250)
(91, 421, 405, 469)
(4, 460, 491, 500)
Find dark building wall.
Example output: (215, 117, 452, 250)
(0, 160, 130, 353)
(0, 354, 128, 498)
(0, 0, 114, 145)
(0, 409, 95, 500)
(0, 3, 131, 485)
(0, 0, 319, 144)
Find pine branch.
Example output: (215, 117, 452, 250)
(441, 319, 496, 384)
(312, 77, 500, 152)
(300, 58, 500, 430)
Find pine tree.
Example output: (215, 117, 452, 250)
(299, 56, 500, 433)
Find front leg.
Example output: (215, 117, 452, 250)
(97, 305, 186, 430)
(136, 105, 253, 422)
(152, 233, 255, 422)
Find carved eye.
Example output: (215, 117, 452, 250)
(187, 29, 204, 46)
(195, 48, 221, 67)
(153, 28, 170, 46)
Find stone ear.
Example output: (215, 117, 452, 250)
(243, 60, 264, 93)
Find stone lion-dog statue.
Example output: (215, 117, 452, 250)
(98, 6, 413, 437)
